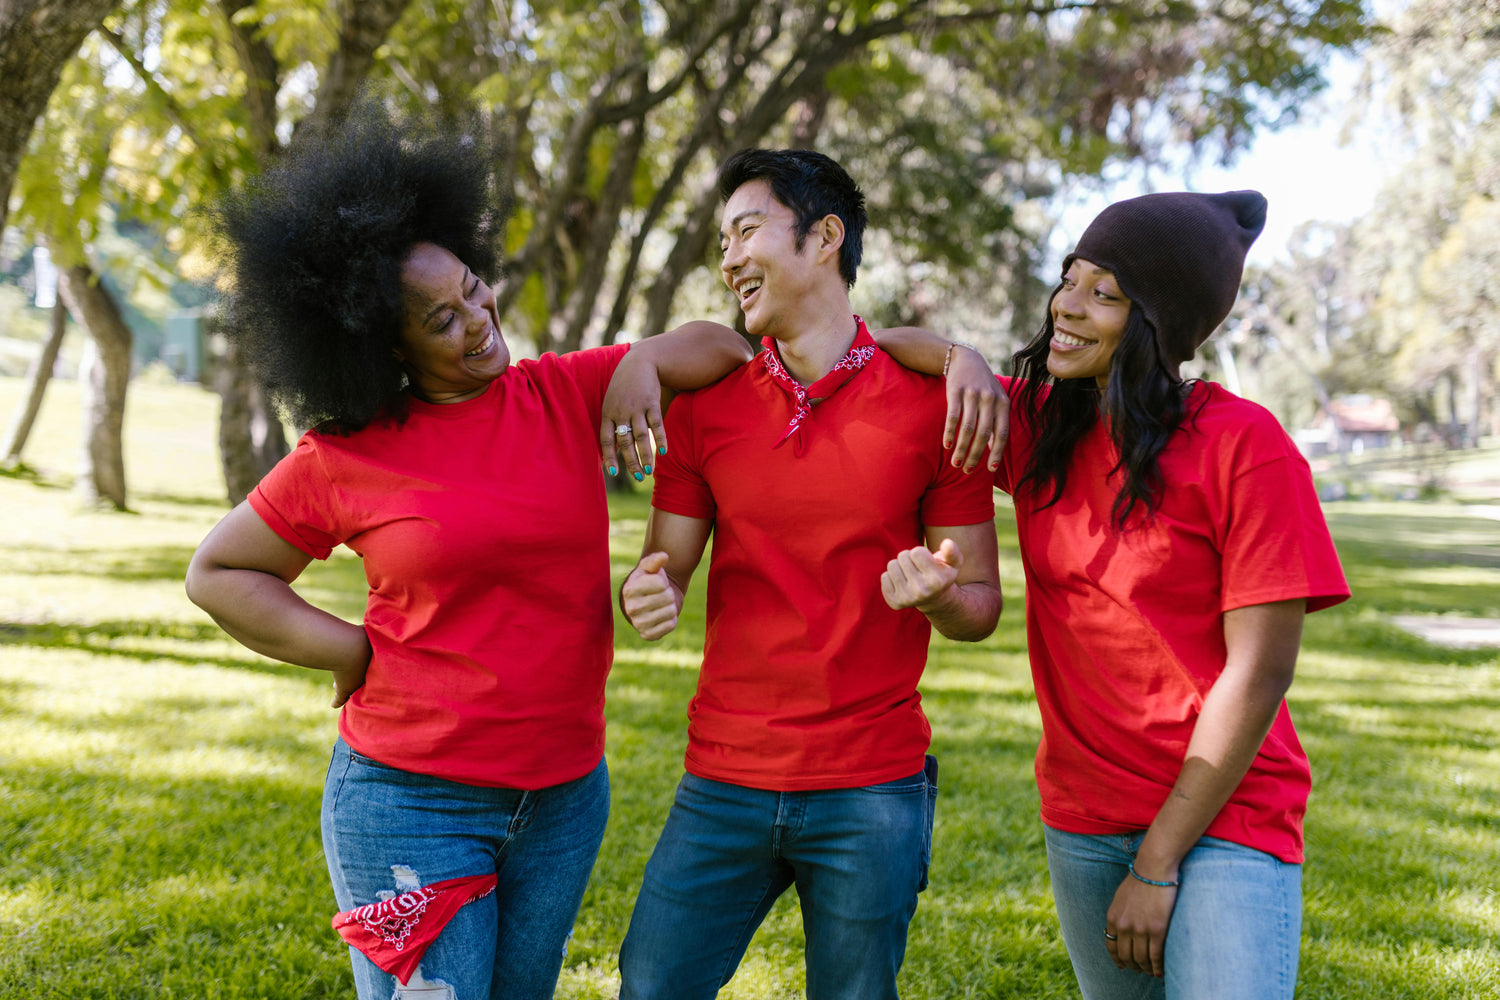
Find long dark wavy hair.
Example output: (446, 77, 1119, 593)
(1011, 289, 1200, 531)
(210, 103, 501, 434)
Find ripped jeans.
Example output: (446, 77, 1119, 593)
(321, 737, 609, 1000)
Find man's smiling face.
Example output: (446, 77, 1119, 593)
(718, 179, 820, 341)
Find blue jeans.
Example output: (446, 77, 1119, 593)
(321, 738, 609, 1000)
(619, 757, 938, 1000)
(1044, 826, 1302, 1000)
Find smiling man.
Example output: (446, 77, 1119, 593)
(614, 148, 1003, 999)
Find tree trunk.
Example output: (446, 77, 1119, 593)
(206, 0, 408, 504)
(557, 76, 649, 353)
(215, 337, 256, 506)
(209, 319, 288, 506)
(57, 263, 130, 509)
(1445, 368, 1462, 446)
(215, 0, 280, 156)
(1, 298, 67, 468)
(1465, 344, 1483, 448)
(298, 0, 415, 136)
(0, 0, 121, 234)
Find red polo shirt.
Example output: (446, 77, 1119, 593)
(651, 340, 995, 791)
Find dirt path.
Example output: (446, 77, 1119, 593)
(1391, 615, 1500, 649)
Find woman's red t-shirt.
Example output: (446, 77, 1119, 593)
(995, 377, 1349, 862)
(249, 346, 628, 789)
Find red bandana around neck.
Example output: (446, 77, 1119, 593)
(760, 315, 877, 456)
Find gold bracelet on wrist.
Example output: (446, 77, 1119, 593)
(942, 341, 978, 377)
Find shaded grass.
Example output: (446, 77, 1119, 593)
(0, 377, 1496, 997)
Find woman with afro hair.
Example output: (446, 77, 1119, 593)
(889, 191, 1349, 999)
(184, 105, 752, 1000)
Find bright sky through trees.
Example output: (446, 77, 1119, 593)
(1054, 52, 1386, 269)
(1192, 54, 1385, 266)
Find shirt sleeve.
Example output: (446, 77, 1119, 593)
(649, 389, 717, 520)
(247, 435, 343, 560)
(1217, 427, 1351, 614)
(922, 458, 996, 526)
(922, 386, 998, 525)
(549, 343, 631, 429)
(992, 375, 1027, 496)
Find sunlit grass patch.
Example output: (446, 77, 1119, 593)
(1, 378, 1498, 996)
(0, 646, 347, 997)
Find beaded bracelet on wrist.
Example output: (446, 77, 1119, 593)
(1127, 861, 1179, 888)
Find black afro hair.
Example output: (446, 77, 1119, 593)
(212, 102, 503, 433)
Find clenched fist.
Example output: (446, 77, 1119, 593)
(880, 538, 963, 612)
(622, 551, 681, 641)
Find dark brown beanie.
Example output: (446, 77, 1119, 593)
(1062, 190, 1267, 367)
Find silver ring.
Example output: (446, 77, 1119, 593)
(615, 424, 632, 436)
(1104, 931, 1117, 941)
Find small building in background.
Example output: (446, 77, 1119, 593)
(161, 309, 205, 382)
(1296, 394, 1401, 457)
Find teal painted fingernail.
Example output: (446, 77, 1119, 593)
(644, 464, 653, 475)
(634, 472, 643, 482)
(658, 446, 667, 456)
(608, 466, 618, 476)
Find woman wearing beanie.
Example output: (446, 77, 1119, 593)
(890, 191, 1349, 998)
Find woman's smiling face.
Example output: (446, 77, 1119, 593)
(394, 242, 510, 404)
(1046, 258, 1133, 389)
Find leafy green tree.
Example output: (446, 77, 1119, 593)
(1215, 0, 1500, 450)
(7, 0, 415, 505)
(432, 0, 1373, 360)
(9, 39, 138, 505)
(0, 0, 121, 235)
(1405, 192, 1500, 444)
(0, 0, 121, 488)
(7, 0, 1374, 506)
(1339, 0, 1499, 443)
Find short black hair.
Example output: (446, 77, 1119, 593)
(211, 102, 501, 433)
(716, 148, 866, 288)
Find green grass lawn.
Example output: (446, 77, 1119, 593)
(0, 375, 1497, 998)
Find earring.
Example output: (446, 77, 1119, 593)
(400, 371, 410, 389)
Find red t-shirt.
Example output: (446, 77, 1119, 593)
(994, 377, 1349, 862)
(249, 345, 629, 789)
(651, 342, 995, 792)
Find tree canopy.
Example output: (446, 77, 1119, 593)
(2, 0, 1381, 500)
(1231, 0, 1500, 445)
(10, 0, 1375, 346)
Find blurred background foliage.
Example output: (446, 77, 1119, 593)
(1226, 0, 1500, 449)
(2, 0, 1497, 506)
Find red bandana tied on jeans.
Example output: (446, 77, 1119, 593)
(760, 315, 876, 457)
(331, 872, 497, 984)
